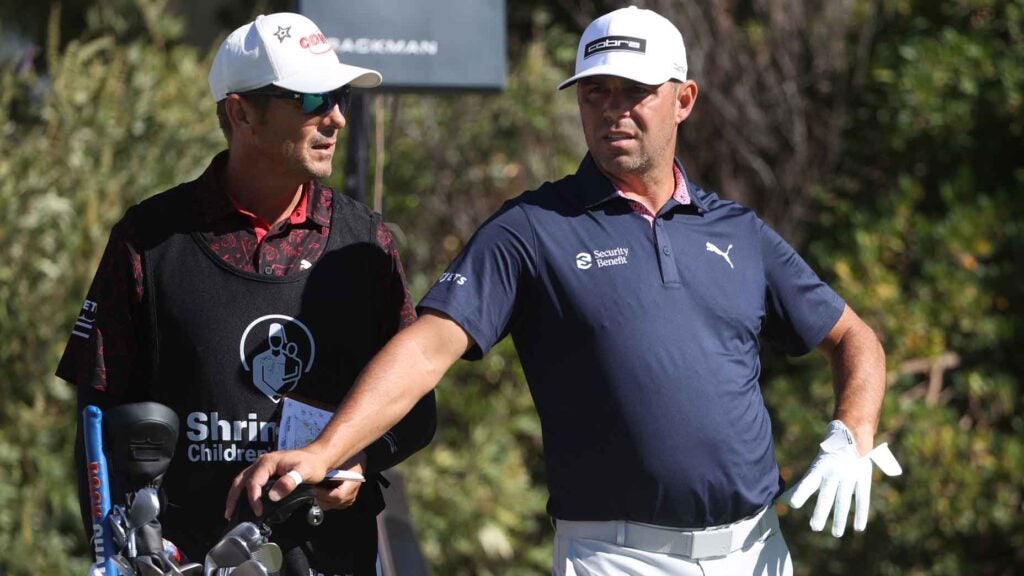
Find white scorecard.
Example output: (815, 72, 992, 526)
(278, 396, 366, 484)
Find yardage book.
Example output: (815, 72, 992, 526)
(277, 396, 366, 483)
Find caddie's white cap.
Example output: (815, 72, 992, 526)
(209, 12, 382, 102)
(558, 6, 687, 90)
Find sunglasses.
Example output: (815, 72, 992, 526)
(239, 86, 352, 116)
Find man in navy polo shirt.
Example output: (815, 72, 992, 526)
(228, 7, 901, 575)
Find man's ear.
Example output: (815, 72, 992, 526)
(225, 94, 255, 135)
(675, 80, 699, 124)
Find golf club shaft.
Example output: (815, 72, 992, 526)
(84, 405, 119, 575)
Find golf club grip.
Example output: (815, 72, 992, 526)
(83, 405, 118, 576)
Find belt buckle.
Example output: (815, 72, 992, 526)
(689, 527, 733, 559)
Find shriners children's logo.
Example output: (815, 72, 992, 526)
(239, 315, 316, 402)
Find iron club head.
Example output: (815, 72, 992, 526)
(134, 556, 164, 576)
(109, 505, 129, 551)
(125, 487, 161, 558)
(230, 559, 270, 576)
(175, 562, 203, 576)
(221, 521, 265, 552)
(111, 554, 137, 576)
(204, 534, 251, 576)
(127, 487, 161, 529)
(250, 542, 283, 573)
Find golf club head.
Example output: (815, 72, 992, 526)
(109, 505, 129, 551)
(221, 521, 265, 552)
(175, 562, 203, 576)
(205, 535, 251, 575)
(128, 487, 162, 529)
(125, 487, 162, 558)
(134, 555, 164, 576)
(230, 559, 269, 576)
(151, 551, 184, 576)
(112, 554, 137, 576)
(250, 542, 283, 573)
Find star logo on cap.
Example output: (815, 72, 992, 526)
(273, 25, 291, 43)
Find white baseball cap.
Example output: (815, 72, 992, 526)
(558, 6, 687, 90)
(208, 12, 382, 102)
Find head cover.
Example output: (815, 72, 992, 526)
(558, 6, 687, 90)
(209, 12, 382, 102)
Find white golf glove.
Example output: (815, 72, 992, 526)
(780, 420, 902, 537)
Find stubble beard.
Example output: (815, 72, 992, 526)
(619, 127, 676, 176)
(305, 132, 338, 179)
(599, 139, 655, 176)
(616, 151, 651, 173)
(283, 141, 333, 180)
(308, 161, 333, 179)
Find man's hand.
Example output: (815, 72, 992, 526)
(313, 453, 367, 511)
(780, 420, 902, 537)
(224, 447, 333, 520)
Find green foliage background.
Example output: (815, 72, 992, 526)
(0, 1, 1020, 574)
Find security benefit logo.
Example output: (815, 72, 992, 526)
(576, 246, 630, 270)
(239, 314, 317, 402)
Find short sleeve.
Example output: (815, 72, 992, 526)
(417, 202, 536, 359)
(759, 219, 845, 355)
(56, 215, 148, 396)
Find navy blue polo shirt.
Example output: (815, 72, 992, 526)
(418, 154, 845, 528)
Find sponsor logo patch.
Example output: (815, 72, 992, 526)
(299, 31, 332, 54)
(576, 247, 630, 269)
(705, 242, 735, 269)
(584, 35, 647, 59)
(437, 272, 468, 286)
(185, 411, 278, 463)
(239, 314, 316, 402)
(71, 299, 98, 339)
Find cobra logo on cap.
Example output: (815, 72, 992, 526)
(584, 36, 647, 58)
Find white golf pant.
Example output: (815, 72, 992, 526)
(552, 506, 793, 576)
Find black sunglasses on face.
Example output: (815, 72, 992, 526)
(239, 86, 352, 116)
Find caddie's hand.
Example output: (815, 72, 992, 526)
(780, 420, 902, 537)
(313, 452, 367, 511)
(224, 447, 332, 520)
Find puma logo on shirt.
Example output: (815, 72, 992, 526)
(705, 242, 734, 269)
